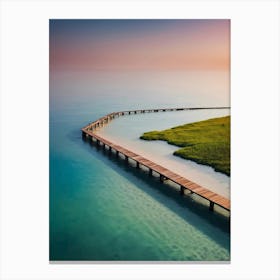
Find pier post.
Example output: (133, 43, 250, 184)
(125, 156, 128, 163)
(96, 139, 100, 145)
(109, 146, 112, 153)
(180, 186, 184, 195)
(160, 175, 164, 183)
(136, 162, 140, 168)
(116, 151, 119, 157)
(149, 169, 153, 176)
(82, 131, 87, 138)
(209, 201, 214, 211)
(103, 143, 106, 150)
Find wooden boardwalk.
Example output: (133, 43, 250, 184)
(81, 107, 230, 212)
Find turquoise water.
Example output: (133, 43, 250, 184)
(50, 70, 230, 261)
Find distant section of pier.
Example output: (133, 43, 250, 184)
(81, 107, 230, 212)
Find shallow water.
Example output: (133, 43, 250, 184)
(50, 70, 230, 261)
(96, 109, 230, 198)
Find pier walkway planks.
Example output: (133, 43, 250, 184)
(81, 107, 230, 212)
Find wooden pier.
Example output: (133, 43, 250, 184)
(81, 107, 230, 212)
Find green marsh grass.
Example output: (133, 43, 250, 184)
(140, 116, 230, 176)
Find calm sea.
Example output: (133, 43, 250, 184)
(50, 70, 230, 261)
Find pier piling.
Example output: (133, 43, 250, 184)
(180, 186, 184, 195)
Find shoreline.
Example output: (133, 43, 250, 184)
(96, 130, 230, 199)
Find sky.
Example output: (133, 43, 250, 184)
(49, 19, 230, 71)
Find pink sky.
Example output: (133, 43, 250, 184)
(50, 20, 230, 71)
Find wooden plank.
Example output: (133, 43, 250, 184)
(183, 182, 198, 189)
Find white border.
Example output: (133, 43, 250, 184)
(1, 0, 279, 279)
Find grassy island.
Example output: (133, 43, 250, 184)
(140, 116, 230, 176)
